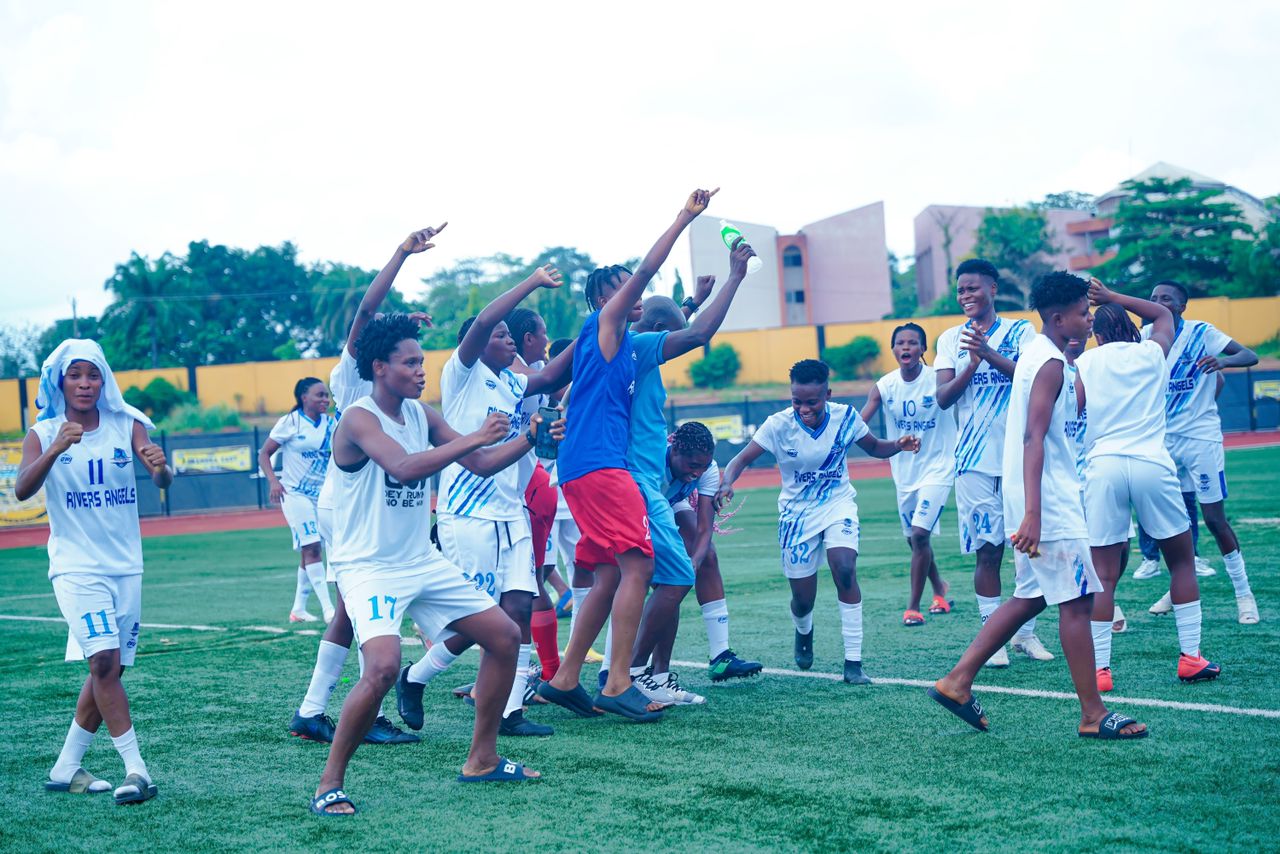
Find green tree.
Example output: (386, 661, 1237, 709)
(1033, 191, 1095, 211)
(0, 323, 41, 379)
(312, 262, 407, 350)
(1226, 194, 1280, 298)
(1096, 177, 1252, 297)
(884, 252, 918, 319)
(99, 251, 199, 368)
(824, 335, 880, 379)
(689, 343, 741, 389)
(973, 207, 1057, 311)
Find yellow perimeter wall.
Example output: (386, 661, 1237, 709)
(3, 296, 1277, 431)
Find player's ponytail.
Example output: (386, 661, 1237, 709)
(293, 377, 322, 412)
(1093, 304, 1140, 345)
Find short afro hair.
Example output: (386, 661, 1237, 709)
(671, 421, 715, 458)
(1031, 271, 1089, 315)
(1153, 279, 1189, 306)
(548, 337, 573, 360)
(956, 258, 1000, 284)
(789, 359, 830, 386)
(356, 313, 421, 381)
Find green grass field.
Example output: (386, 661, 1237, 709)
(2, 447, 1279, 853)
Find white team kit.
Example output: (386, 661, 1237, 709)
(1144, 320, 1233, 504)
(268, 409, 335, 550)
(875, 365, 957, 536)
(749, 403, 869, 579)
(33, 411, 145, 666)
(668, 459, 720, 516)
(316, 349, 370, 554)
(1075, 340, 1189, 547)
(328, 398, 493, 646)
(935, 317, 1036, 553)
(436, 351, 536, 599)
(545, 459, 581, 572)
(1001, 335, 1102, 606)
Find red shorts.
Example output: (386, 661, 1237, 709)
(561, 468, 654, 569)
(523, 463, 558, 568)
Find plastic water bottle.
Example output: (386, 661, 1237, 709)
(719, 220, 763, 275)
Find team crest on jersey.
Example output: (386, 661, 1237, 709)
(484, 379, 497, 390)
(921, 500, 930, 510)
(922, 395, 934, 408)
(785, 448, 798, 457)
(58, 454, 73, 465)
(841, 518, 855, 535)
(111, 447, 131, 468)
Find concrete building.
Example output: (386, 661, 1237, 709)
(688, 202, 891, 332)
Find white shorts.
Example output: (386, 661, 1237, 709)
(1166, 434, 1228, 505)
(53, 573, 142, 666)
(436, 513, 537, 600)
(1084, 456, 1190, 547)
(955, 471, 1004, 553)
(281, 493, 322, 550)
(335, 553, 496, 647)
(552, 517, 581, 572)
(1012, 538, 1103, 606)
(896, 483, 950, 537)
(315, 505, 338, 582)
(779, 504, 860, 579)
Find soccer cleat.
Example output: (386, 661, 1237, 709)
(1096, 667, 1113, 692)
(555, 590, 573, 619)
(660, 672, 707, 705)
(1149, 591, 1173, 615)
(794, 629, 814, 670)
(289, 711, 336, 743)
(1237, 595, 1260, 625)
(632, 672, 673, 707)
(1132, 559, 1162, 580)
(499, 710, 554, 737)
(842, 660, 872, 685)
(364, 715, 420, 745)
(1013, 634, 1055, 661)
(708, 649, 763, 682)
(1194, 557, 1217, 577)
(396, 665, 426, 731)
(1178, 653, 1222, 683)
(289, 609, 319, 623)
(983, 645, 1010, 669)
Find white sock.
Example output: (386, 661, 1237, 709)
(110, 727, 148, 780)
(304, 561, 333, 618)
(408, 642, 459, 685)
(51, 720, 97, 782)
(1091, 620, 1113, 670)
(602, 622, 613, 669)
(838, 601, 863, 662)
(976, 594, 1001, 626)
(298, 640, 348, 718)
(792, 609, 813, 635)
(1223, 550, 1251, 598)
(504, 644, 532, 718)
(1173, 600, 1203, 657)
(568, 586, 591, 643)
(292, 566, 311, 613)
(1014, 615, 1037, 643)
(701, 599, 730, 659)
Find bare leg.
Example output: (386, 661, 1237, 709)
(1060, 596, 1144, 735)
(1158, 530, 1199, 605)
(87, 649, 131, 737)
(1089, 543, 1125, 624)
(631, 584, 690, 669)
(549, 565, 617, 689)
(601, 550, 655, 697)
(828, 547, 860, 605)
(906, 529, 933, 612)
(935, 596, 1045, 702)
(449, 607, 529, 777)
(320, 591, 354, 647)
(1200, 501, 1239, 556)
(788, 575, 818, 622)
(546, 568, 569, 599)
(973, 542, 1004, 598)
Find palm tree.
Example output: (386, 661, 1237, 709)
(101, 252, 195, 368)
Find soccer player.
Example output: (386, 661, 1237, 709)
(860, 323, 957, 627)
(18, 339, 174, 805)
(1141, 281, 1260, 624)
(538, 187, 718, 722)
(291, 225, 442, 747)
(927, 272, 1147, 740)
(311, 314, 549, 816)
(1077, 280, 1221, 692)
(717, 359, 920, 685)
(403, 266, 574, 737)
(258, 377, 336, 623)
(934, 258, 1051, 666)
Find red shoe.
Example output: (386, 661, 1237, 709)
(1096, 667, 1113, 693)
(928, 595, 954, 615)
(1177, 653, 1222, 683)
(902, 609, 925, 626)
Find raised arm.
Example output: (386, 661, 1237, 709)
(599, 188, 718, 360)
(522, 340, 576, 398)
(336, 406, 502, 483)
(131, 419, 173, 489)
(1010, 360, 1064, 558)
(680, 274, 717, 320)
(1087, 278, 1175, 354)
(422, 404, 565, 477)
(15, 425, 78, 502)
(458, 265, 562, 368)
(661, 239, 755, 360)
(345, 225, 446, 356)
(713, 440, 766, 511)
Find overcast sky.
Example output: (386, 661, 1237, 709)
(3, 0, 1278, 329)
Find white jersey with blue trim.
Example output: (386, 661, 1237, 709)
(1064, 362, 1086, 484)
(317, 349, 372, 512)
(663, 459, 720, 507)
(32, 410, 144, 579)
(874, 365, 956, 490)
(268, 410, 335, 501)
(1076, 339, 1174, 471)
(1142, 320, 1232, 442)
(750, 402, 870, 547)
(935, 317, 1036, 476)
(438, 349, 528, 522)
(513, 355, 546, 492)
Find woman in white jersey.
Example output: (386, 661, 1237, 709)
(861, 323, 957, 627)
(717, 359, 919, 685)
(16, 340, 174, 805)
(1076, 281, 1221, 692)
(259, 377, 336, 624)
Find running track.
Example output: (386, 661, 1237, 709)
(3, 430, 1276, 550)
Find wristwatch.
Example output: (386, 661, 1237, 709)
(525, 429, 536, 446)
(682, 297, 700, 313)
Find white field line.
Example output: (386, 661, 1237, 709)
(3, 614, 1274, 720)
(0, 572, 296, 604)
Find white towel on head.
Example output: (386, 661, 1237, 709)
(36, 339, 155, 430)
